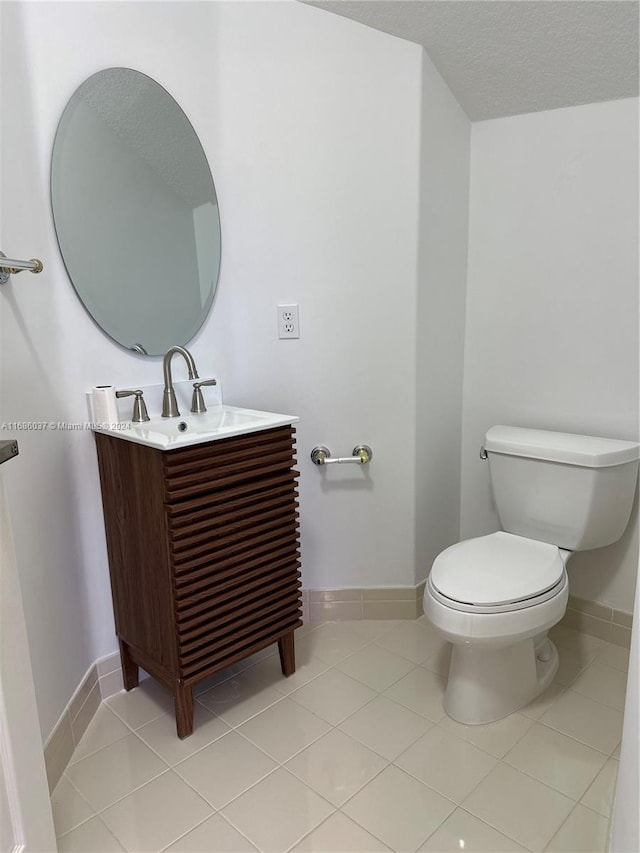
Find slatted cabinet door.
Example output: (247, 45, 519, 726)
(95, 426, 302, 738)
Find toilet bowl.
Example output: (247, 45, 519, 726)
(424, 531, 569, 724)
(423, 425, 639, 726)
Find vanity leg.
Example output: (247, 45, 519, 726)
(175, 683, 194, 739)
(119, 640, 139, 691)
(278, 631, 296, 676)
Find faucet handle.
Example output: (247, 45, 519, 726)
(190, 378, 217, 414)
(116, 389, 150, 423)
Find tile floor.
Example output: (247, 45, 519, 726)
(52, 619, 627, 853)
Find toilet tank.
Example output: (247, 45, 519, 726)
(485, 426, 639, 551)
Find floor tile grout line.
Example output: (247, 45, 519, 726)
(576, 798, 618, 822)
(455, 804, 537, 853)
(378, 693, 447, 727)
(271, 770, 340, 852)
(172, 738, 280, 812)
(380, 762, 460, 813)
(565, 682, 628, 714)
(56, 769, 100, 811)
(288, 797, 399, 853)
(165, 809, 270, 853)
(457, 760, 598, 851)
(104, 695, 169, 734)
(56, 813, 126, 850)
(135, 719, 231, 770)
(269, 661, 333, 695)
(564, 643, 629, 672)
(64, 729, 133, 770)
(139, 762, 219, 817)
(281, 809, 345, 853)
(542, 798, 606, 853)
(532, 705, 622, 754)
(335, 698, 440, 763)
(294, 629, 385, 671)
(156, 811, 219, 853)
(333, 807, 405, 853)
(287, 684, 381, 729)
(54, 813, 96, 843)
(52, 776, 98, 841)
(198, 687, 288, 730)
(369, 645, 445, 669)
(334, 658, 422, 695)
(232, 706, 334, 767)
(448, 713, 535, 762)
(592, 640, 630, 668)
(398, 717, 504, 762)
(552, 640, 629, 682)
(411, 809, 456, 853)
(215, 810, 262, 853)
(64, 703, 141, 768)
(286, 753, 392, 813)
(78, 765, 173, 819)
(498, 749, 608, 805)
(459, 789, 545, 853)
(218, 765, 340, 852)
(580, 760, 621, 816)
(59, 769, 96, 807)
(579, 645, 630, 672)
(333, 724, 419, 765)
(152, 762, 222, 819)
(533, 713, 622, 757)
(91, 765, 219, 852)
(389, 746, 496, 808)
(64, 716, 174, 779)
(331, 762, 459, 853)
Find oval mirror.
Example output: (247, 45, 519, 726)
(51, 67, 221, 356)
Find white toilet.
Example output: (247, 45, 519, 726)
(424, 425, 639, 725)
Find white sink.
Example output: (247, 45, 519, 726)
(93, 405, 299, 450)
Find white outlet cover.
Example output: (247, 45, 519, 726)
(277, 303, 300, 339)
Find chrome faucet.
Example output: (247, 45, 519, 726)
(162, 346, 199, 417)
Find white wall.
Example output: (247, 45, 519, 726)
(0, 0, 423, 740)
(414, 51, 470, 583)
(461, 98, 639, 612)
(202, 4, 423, 592)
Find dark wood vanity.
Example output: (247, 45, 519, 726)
(94, 425, 302, 737)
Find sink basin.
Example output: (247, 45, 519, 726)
(149, 409, 262, 436)
(93, 405, 299, 450)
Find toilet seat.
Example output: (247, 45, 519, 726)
(428, 574, 567, 614)
(429, 531, 566, 613)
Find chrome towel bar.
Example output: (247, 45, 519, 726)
(0, 250, 44, 285)
(311, 444, 373, 466)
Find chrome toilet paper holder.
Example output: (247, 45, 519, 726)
(310, 444, 373, 466)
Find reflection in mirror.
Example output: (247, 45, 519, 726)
(51, 68, 221, 355)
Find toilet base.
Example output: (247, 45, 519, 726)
(444, 636, 558, 725)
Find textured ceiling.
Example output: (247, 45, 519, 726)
(302, 0, 639, 120)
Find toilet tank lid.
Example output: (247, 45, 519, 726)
(485, 426, 640, 468)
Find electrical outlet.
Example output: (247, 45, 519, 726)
(277, 304, 300, 339)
